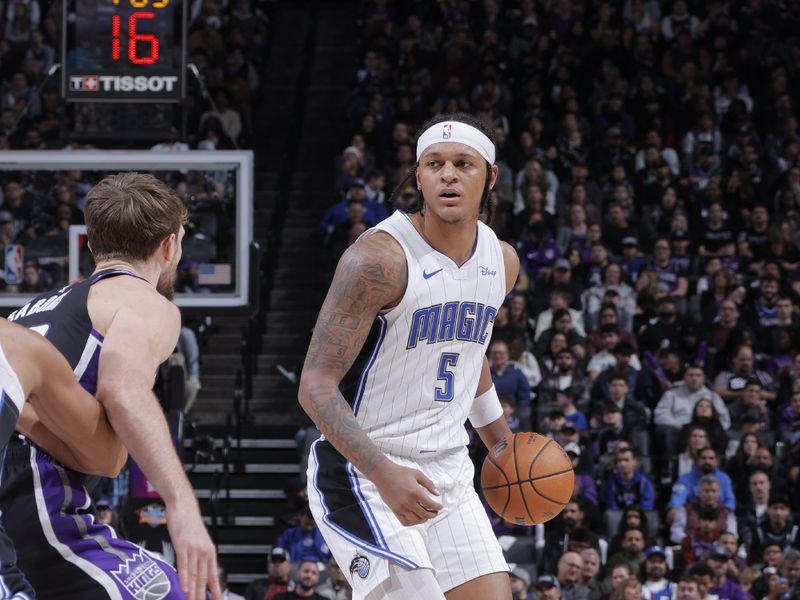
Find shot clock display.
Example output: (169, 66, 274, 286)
(62, 0, 186, 102)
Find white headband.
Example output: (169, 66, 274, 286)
(416, 121, 496, 165)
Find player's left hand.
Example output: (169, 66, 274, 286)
(166, 501, 222, 600)
(372, 460, 443, 526)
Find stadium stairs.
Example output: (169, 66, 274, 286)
(183, 0, 358, 590)
(184, 423, 301, 590)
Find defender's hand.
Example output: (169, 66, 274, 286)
(166, 502, 221, 600)
(372, 460, 443, 527)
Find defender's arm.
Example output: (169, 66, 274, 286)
(95, 300, 219, 600)
(5, 321, 127, 476)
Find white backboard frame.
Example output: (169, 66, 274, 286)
(0, 150, 254, 308)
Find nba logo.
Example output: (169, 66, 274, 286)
(4, 244, 23, 285)
(442, 123, 452, 139)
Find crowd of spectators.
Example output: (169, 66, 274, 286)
(0, 0, 269, 150)
(0, 0, 270, 295)
(314, 0, 800, 598)
(0, 168, 238, 295)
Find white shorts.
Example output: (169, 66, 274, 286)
(307, 439, 508, 597)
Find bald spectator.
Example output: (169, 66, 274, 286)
(556, 552, 590, 600)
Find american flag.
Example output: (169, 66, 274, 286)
(197, 263, 231, 285)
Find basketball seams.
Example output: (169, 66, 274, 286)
(482, 432, 574, 525)
(515, 434, 538, 525)
(484, 453, 510, 486)
(481, 467, 575, 490)
(527, 436, 554, 481)
(484, 453, 512, 517)
(529, 477, 572, 505)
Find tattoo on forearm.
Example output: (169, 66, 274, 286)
(304, 383, 385, 475)
(300, 234, 407, 475)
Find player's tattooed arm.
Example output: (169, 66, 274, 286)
(299, 231, 407, 476)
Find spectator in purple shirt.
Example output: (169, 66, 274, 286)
(516, 220, 559, 287)
(708, 548, 755, 600)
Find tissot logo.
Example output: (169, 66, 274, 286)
(69, 75, 178, 93)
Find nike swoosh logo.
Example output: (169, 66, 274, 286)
(423, 268, 443, 279)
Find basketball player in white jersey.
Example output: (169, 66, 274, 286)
(300, 113, 518, 600)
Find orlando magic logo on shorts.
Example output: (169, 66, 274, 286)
(349, 554, 370, 579)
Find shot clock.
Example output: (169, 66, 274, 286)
(62, 0, 186, 102)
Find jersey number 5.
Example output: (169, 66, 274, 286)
(435, 353, 459, 402)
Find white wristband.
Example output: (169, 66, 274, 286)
(468, 385, 504, 428)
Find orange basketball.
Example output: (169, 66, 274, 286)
(481, 432, 575, 526)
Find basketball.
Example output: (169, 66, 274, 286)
(481, 432, 575, 526)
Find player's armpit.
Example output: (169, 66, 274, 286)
(499, 241, 520, 294)
(299, 231, 407, 477)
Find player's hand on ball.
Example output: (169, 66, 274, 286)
(166, 502, 222, 600)
(372, 460, 443, 526)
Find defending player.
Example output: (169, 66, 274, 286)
(0, 317, 126, 598)
(299, 114, 517, 600)
(2, 173, 220, 600)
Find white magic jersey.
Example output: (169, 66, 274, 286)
(351, 211, 506, 459)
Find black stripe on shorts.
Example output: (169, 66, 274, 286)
(314, 440, 379, 547)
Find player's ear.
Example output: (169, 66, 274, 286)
(489, 164, 499, 190)
(161, 232, 177, 262)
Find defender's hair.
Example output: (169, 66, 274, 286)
(85, 172, 188, 263)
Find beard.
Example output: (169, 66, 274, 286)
(156, 265, 177, 300)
